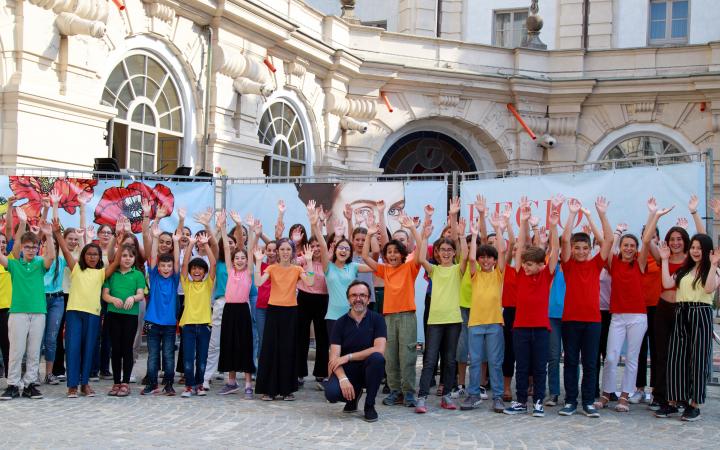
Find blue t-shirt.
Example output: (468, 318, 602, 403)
(214, 261, 228, 299)
(145, 266, 180, 326)
(352, 255, 374, 303)
(325, 262, 359, 321)
(548, 264, 566, 319)
(44, 257, 67, 294)
(330, 310, 387, 355)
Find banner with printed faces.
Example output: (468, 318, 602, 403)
(459, 162, 707, 240)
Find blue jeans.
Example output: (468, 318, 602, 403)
(146, 322, 176, 387)
(547, 318, 562, 397)
(43, 293, 65, 362)
(468, 324, 505, 399)
(182, 324, 211, 387)
(562, 321, 601, 406)
(65, 311, 100, 388)
(254, 307, 267, 365)
(513, 327, 549, 405)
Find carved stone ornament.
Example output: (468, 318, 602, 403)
(142, 0, 175, 23)
(28, 0, 109, 38)
(215, 45, 274, 96)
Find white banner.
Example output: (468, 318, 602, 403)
(460, 162, 707, 237)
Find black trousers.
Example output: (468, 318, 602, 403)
(325, 352, 386, 408)
(107, 312, 138, 384)
(653, 299, 676, 405)
(0, 308, 9, 377)
(502, 307, 516, 378)
(296, 290, 329, 378)
(636, 305, 657, 389)
(667, 303, 713, 405)
(595, 310, 612, 398)
(52, 294, 70, 376)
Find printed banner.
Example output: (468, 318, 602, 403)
(460, 162, 707, 237)
(0, 176, 215, 235)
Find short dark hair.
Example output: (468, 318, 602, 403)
(79, 243, 104, 270)
(522, 246, 546, 264)
(346, 279, 371, 298)
(21, 232, 40, 245)
(570, 232, 591, 246)
(188, 257, 208, 274)
(382, 239, 408, 263)
(352, 227, 368, 238)
(158, 253, 174, 264)
(476, 244, 498, 260)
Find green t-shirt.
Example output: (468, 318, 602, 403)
(104, 268, 147, 316)
(428, 264, 463, 325)
(8, 257, 48, 314)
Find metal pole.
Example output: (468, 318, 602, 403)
(221, 176, 228, 211)
(451, 171, 459, 199)
(705, 148, 714, 241)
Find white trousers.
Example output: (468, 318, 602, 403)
(203, 297, 226, 383)
(602, 313, 648, 395)
(8, 313, 46, 388)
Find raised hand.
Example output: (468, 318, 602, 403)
(49, 189, 62, 206)
(151, 221, 162, 238)
(252, 219, 262, 235)
(489, 212, 502, 229)
(30, 224, 40, 235)
(676, 217, 689, 230)
(16, 207, 27, 223)
(424, 204, 435, 217)
(399, 214, 414, 229)
(710, 249, 720, 266)
(548, 209, 560, 227)
(177, 207, 186, 221)
(519, 196, 530, 208)
(172, 230, 181, 244)
(711, 198, 720, 217)
(449, 197, 461, 215)
(41, 197, 51, 209)
(306, 199, 316, 214)
(253, 247, 264, 263)
(216, 210, 227, 231)
(291, 229, 303, 243)
(78, 191, 92, 205)
(278, 200, 286, 214)
(474, 195, 487, 215)
(519, 206, 531, 222)
(551, 194, 566, 209)
(457, 217, 467, 236)
(141, 198, 151, 217)
(470, 218, 479, 235)
(307, 205, 319, 226)
(245, 214, 255, 228)
(580, 207, 592, 218)
(333, 218, 344, 237)
(196, 232, 209, 247)
(423, 224, 434, 240)
(656, 204, 675, 217)
(582, 224, 592, 235)
(595, 196, 609, 214)
(538, 226, 549, 245)
(529, 216, 540, 228)
(647, 197, 658, 214)
(343, 203, 353, 221)
(412, 216, 421, 229)
(39, 220, 52, 236)
(85, 225, 96, 241)
(568, 198, 582, 214)
(156, 205, 168, 219)
(501, 204, 513, 222)
(193, 209, 212, 226)
(367, 222, 379, 236)
(658, 241, 671, 260)
(689, 194, 699, 212)
(229, 210, 243, 225)
(302, 244, 313, 264)
(52, 217, 62, 234)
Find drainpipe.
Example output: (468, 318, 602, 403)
(436, 0, 442, 38)
(201, 26, 213, 173)
(582, 0, 589, 50)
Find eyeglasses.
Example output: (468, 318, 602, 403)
(23, 245, 39, 251)
(98, 230, 113, 235)
(336, 246, 351, 251)
(349, 294, 369, 300)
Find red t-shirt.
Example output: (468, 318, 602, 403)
(609, 255, 645, 314)
(501, 268, 517, 308)
(664, 261, 684, 292)
(513, 266, 552, 329)
(642, 259, 662, 307)
(561, 253, 605, 323)
(256, 262, 271, 309)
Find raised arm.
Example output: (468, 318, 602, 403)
(181, 234, 196, 279)
(362, 222, 380, 272)
(197, 232, 216, 280)
(457, 217, 469, 275)
(4, 196, 15, 242)
(547, 208, 560, 274)
(705, 248, 720, 293)
(77, 192, 89, 247)
(298, 244, 315, 286)
(343, 203, 354, 240)
(253, 248, 270, 286)
(149, 222, 161, 269)
(688, 194, 705, 234)
(658, 241, 674, 289)
(595, 196, 613, 261)
(39, 221, 56, 270)
(489, 212, 506, 272)
(473, 195, 488, 244)
(400, 214, 422, 266)
(307, 201, 330, 273)
(376, 200, 390, 250)
(416, 221, 433, 275)
(448, 196, 461, 242)
(561, 198, 580, 263)
(11, 207, 27, 259)
(502, 204, 515, 265)
(514, 202, 531, 271)
(468, 219, 479, 276)
(53, 218, 76, 271)
(274, 200, 286, 240)
(141, 199, 153, 264)
(104, 237, 122, 280)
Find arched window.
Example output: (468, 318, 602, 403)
(600, 135, 689, 169)
(102, 52, 183, 174)
(257, 101, 307, 177)
(381, 131, 476, 174)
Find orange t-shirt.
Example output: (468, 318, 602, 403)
(265, 264, 304, 307)
(374, 261, 421, 314)
(642, 259, 662, 307)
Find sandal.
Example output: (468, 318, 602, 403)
(282, 394, 296, 401)
(117, 383, 130, 397)
(261, 395, 274, 401)
(615, 397, 630, 412)
(81, 385, 96, 397)
(593, 394, 611, 409)
(108, 384, 121, 396)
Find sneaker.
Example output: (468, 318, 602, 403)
(163, 384, 176, 396)
(22, 384, 43, 399)
(382, 390, 403, 406)
(492, 397, 505, 413)
(654, 404, 679, 418)
(202, 380, 211, 391)
(99, 370, 113, 380)
(628, 390, 644, 404)
(450, 384, 466, 399)
(45, 374, 60, 385)
(56, 374, 66, 381)
(582, 404, 600, 418)
(81, 385, 96, 397)
(545, 395, 559, 406)
(345, 398, 360, 413)
(503, 401, 527, 415)
(89, 375, 100, 382)
(0, 385, 20, 400)
(558, 403, 577, 416)
(648, 400, 661, 411)
(681, 405, 701, 422)
(218, 384, 240, 395)
(363, 405, 379, 422)
(478, 386, 489, 400)
(129, 375, 137, 383)
(415, 396, 427, 413)
(297, 377, 305, 387)
(382, 384, 390, 394)
(141, 375, 150, 385)
(141, 385, 162, 396)
(403, 392, 417, 407)
(67, 387, 79, 398)
(181, 387, 194, 398)
(215, 373, 225, 380)
(440, 394, 457, 410)
(460, 394, 482, 410)
(532, 400, 545, 417)
(196, 386, 207, 396)
(316, 380, 326, 391)
(244, 387, 254, 400)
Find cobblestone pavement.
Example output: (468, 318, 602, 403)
(1, 353, 719, 450)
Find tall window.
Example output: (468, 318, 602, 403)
(102, 52, 184, 174)
(257, 101, 307, 177)
(649, 0, 689, 45)
(600, 135, 688, 169)
(493, 9, 528, 48)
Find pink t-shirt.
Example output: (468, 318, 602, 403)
(225, 267, 251, 304)
(296, 258, 327, 294)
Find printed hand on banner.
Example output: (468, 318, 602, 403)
(676, 217, 689, 230)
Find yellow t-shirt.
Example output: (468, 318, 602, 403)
(427, 264, 462, 325)
(469, 268, 504, 326)
(676, 273, 715, 305)
(180, 276, 213, 326)
(68, 265, 106, 315)
(0, 259, 12, 309)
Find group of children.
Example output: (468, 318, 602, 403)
(0, 189, 715, 424)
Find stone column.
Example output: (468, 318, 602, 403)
(556, 0, 584, 49)
(398, 0, 437, 37)
(587, 0, 613, 49)
(438, 0, 463, 41)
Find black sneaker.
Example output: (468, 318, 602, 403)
(655, 404, 679, 418)
(681, 405, 701, 422)
(648, 400, 661, 411)
(0, 385, 20, 400)
(363, 405, 379, 422)
(22, 384, 43, 399)
(382, 384, 390, 394)
(343, 399, 359, 413)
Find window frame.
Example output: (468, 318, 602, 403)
(598, 133, 689, 169)
(257, 100, 309, 178)
(648, 0, 690, 46)
(492, 8, 529, 49)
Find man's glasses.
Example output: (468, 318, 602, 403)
(349, 294, 369, 300)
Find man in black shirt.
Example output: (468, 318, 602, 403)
(325, 280, 387, 422)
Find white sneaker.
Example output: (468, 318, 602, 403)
(202, 380, 210, 390)
(628, 390, 644, 404)
(479, 386, 489, 400)
(214, 373, 224, 380)
(129, 375, 137, 383)
(451, 385, 466, 399)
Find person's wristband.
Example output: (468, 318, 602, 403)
(339, 377, 349, 384)
(306, 271, 315, 276)
(347, 353, 353, 361)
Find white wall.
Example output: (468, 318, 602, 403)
(303, 0, 399, 31)
(615, 0, 720, 48)
(464, 0, 557, 49)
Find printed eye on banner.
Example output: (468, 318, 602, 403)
(9, 176, 98, 221)
(94, 182, 175, 233)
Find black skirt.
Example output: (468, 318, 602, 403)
(218, 302, 256, 374)
(255, 304, 298, 397)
